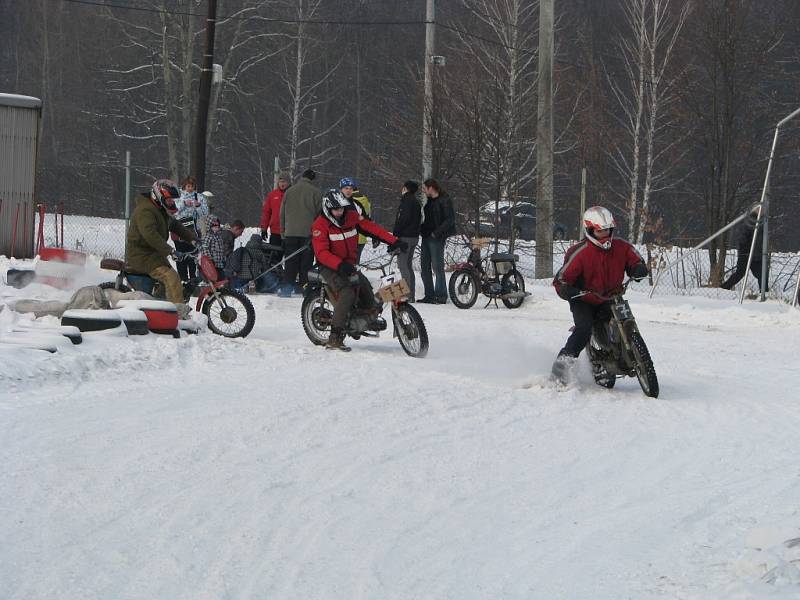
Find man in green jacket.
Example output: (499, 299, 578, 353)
(279, 169, 321, 295)
(127, 179, 197, 318)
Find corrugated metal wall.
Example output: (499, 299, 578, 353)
(0, 97, 41, 258)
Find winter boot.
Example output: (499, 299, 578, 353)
(325, 327, 351, 352)
(550, 351, 577, 386)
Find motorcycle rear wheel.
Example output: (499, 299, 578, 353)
(628, 330, 659, 398)
(203, 287, 255, 338)
(448, 269, 479, 309)
(394, 303, 429, 358)
(586, 338, 616, 389)
(301, 292, 332, 346)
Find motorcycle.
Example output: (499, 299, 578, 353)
(448, 238, 529, 309)
(300, 254, 429, 358)
(99, 249, 256, 338)
(583, 280, 659, 398)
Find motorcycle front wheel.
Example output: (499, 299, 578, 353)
(394, 303, 429, 358)
(203, 287, 255, 338)
(628, 330, 659, 398)
(500, 268, 526, 309)
(448, 269, 479, 309)
(301, 292, 333, 346)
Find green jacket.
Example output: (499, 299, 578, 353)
(127, 195, 196, 274)
(280, 176, 322, 237)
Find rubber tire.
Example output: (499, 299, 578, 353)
(448, 269, 479, 309)
(99, 281, 132, 293)
(628, 330, 659, 398)
(394, 303, 429, 358)
(203, 287, 255, 338)
(301, 292, 332, 346)
(586, 339, 616, 389)
(501, 269, 526, 309)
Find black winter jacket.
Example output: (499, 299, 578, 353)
(393, 191, 422, 238)
(736, 213, 762, 253)
(420, 193, 456, 239)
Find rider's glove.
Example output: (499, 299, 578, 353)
(630, 262, 648, 281)
(387, 240, 409, 253)
(337, 262, 356, 277)
(557, 284, 581, 301)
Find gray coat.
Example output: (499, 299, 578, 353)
(280, 176, 322, 237)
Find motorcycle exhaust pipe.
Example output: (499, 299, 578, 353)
(501, 291, 531, 300)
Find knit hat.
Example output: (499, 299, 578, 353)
(403, 180, 419, 194)
(302, 169, 316, 181)
(278, 171, 291, 182)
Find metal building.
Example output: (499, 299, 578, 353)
(0, 93, 42, 258)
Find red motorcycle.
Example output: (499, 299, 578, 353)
(100, 249, 255, 338)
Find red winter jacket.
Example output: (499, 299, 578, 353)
(311, 209, 397, 271)
(553, 238, 645, 305)
(260, 188, 285, 234)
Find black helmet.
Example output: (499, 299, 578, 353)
(151, 179, 180, 214)
(322, 189, 350, 225)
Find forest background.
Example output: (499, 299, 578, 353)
(3, 0, 800, 272)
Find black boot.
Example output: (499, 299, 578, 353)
(326, 327, 351, 352)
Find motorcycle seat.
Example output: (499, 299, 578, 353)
(99, 258, 149, 276)
(490, 252, 518, 263)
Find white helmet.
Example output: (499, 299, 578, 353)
(583, 206, 616, 250)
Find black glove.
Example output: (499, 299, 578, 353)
(557, 284, 581, 301)
(387, 240, 409, 253)
(631, 262, 648, 281)
(261, 229, 269, 241)
(371, 238, 381, 249)
(337, 262, 356, 276)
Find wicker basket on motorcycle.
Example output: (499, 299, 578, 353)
(377, 279, 411, 302)
(490, 252, 518, 275)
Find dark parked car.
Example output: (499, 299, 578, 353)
(476, 202, 567, 241)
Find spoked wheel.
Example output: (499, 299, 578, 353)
(99, 281, 131, 293)
(301, 292, 333, 346)
(500, 268, 526, 309)
(628, 330, 659, 398)
(203, 287, 255, 338)
(448, 269, 479, 309)
(393, 303, 429, 358)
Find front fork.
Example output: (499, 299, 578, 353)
(195, 281, 226, 312)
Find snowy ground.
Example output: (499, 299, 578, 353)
(2, 254, 800, 600)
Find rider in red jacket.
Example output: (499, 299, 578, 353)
(311, 189, 406, 350)
(551, 206, 648, 381)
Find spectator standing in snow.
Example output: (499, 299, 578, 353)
(173, 176, 201, 282)
(419, 179, 455, 304)
(260, 172, 290, 254)
(721, 205, 768, 291)
(393, 180, 422, 301)
(279, 169, 321, 296)
(350, 180, 372, 263)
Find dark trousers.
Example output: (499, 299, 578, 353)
(721, 251, 769, 291)
(283, 236, 313, 287)
(397, 236, 418, 300)
(561, 300, 612, 358)
(420, 236, 446, 301)
(321, 267, 375, 329)
(355, 243, 366, 264)
(174, 239, 196, 281)
(269, 233, 284, 261)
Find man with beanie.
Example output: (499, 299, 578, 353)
(260, 172, 290, 253)
(393, 180, 422, 301)
(280, 169, 321, 296)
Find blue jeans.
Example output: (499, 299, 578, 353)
(420, 236, 446, 301)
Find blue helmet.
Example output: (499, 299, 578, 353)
(339, 177, 357, 189)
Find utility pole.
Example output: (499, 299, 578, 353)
(535, 0, 554, 278)
(422, 0, 435, 180)
(307, 106, 317, 171)
(192, 0, 217, 190)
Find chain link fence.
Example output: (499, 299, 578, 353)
(33, 209, 800, 304)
